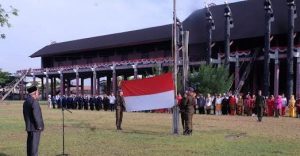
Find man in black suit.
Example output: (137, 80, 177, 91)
(23, 86, 44, 156)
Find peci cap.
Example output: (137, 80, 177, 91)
(27, 86, 37, 94)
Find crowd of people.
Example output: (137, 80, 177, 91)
(47, 90, 300, 119)
(47, 93, 117, 111)
(177, 91, 300, 119)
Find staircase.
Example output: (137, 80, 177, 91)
(1, 68, 31, 102)
(234, 50, 259, 95)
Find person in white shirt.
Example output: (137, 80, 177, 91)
(47, 95, 52, 108)
(281, 94, 287, 116)
(108, 93, 116, 111)
(215, 94, 223, 115)
(205, 94, 212, 115)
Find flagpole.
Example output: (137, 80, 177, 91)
(172, 0, 179, 135)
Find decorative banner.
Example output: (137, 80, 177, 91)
(218, 50, 251, 58)
(121, 73, 175, 112)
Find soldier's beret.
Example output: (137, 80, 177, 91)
(27, 86, 37, 94)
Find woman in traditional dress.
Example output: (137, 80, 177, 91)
(229, 95, 236, 115)
(275, 95, 282, 117)
(266, 95, 274, 117)
(236, 95, 243, 115)
(215, 94, 223, 115)
(288, 95, 296, 118)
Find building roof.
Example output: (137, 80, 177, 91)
(31, 0, 300, 58)
(185, 0, 300, 44)
(30, 25, 172, 58)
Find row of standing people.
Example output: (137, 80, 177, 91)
(179, 92, 300, 118)
(47, 93, 117, 111)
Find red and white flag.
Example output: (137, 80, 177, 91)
(121, 73, 175, 112)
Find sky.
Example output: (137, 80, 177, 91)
(0, 0, 242, 73)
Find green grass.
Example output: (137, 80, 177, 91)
(0, 101, 300, 156)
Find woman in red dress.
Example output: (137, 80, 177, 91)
(266, 95, 274, 117)
(229, 95, 236, 115)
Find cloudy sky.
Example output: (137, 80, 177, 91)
(0, 0, 241, 73)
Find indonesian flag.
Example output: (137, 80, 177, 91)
(121, 73, 175, 112)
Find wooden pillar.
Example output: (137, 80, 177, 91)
(133, 63, 138, 79)
(107, 76, 111, 94)
(287, 0, 296, 102)
(67, 79, 71, 96)
(50, 77, 54, 96)
(158, 63, 162, 75)
(90, 76, 93, 96)
(113, 70, 117, 96)
(224, 3, 233, 69)
(296, 58, 300, 99)
(93, 71, 96, 96)
(75, 70, 79, 96)
(45, 73, 49, 98)
(41, 77, 45, 100)
(97, 77, 101, 95)
(54, 77, 57, 95)
(263, 0, 273, 97)
(59, 71, 64, 96)
(32, 74, 36, 86)
(274, 51, 279, 97)
(20, 79, 24, 100)
(252, 63, 257, 95)
(81, 77, 84, 96)
(234, 55, 240, 92)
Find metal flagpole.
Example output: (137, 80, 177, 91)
(172, 0, 179, 135)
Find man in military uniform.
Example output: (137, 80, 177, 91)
(23, 86, 44, 156)
(184, 88, 196, 135)
(179, 92, 187, 133)
(255, 90, 266, 122)
(116, 90, 126, 130)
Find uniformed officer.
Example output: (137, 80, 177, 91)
(184, 88, 196, 135)
(116, 90, 126, 130)
(179, 92, 187, 133)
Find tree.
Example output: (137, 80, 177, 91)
(0, 69, 13, 87)
(0, 4, 18, 39)
(189, 65, 233, 95)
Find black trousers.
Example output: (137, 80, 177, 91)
(257, 107, 264, 121)
(110, 104, 115, 111)
(116, 108, 123, 129)
(198, 107, 205, 114)
(27, 131, 41, 156)
(180, 111, 186, 131)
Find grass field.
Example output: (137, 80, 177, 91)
(0, 101, 300, 156)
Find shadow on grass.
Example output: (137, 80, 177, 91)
(0, 153, 9, 156)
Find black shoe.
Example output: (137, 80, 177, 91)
(183, 129, 188, 135)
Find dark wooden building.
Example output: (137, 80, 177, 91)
(18, 0, 300, 99)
